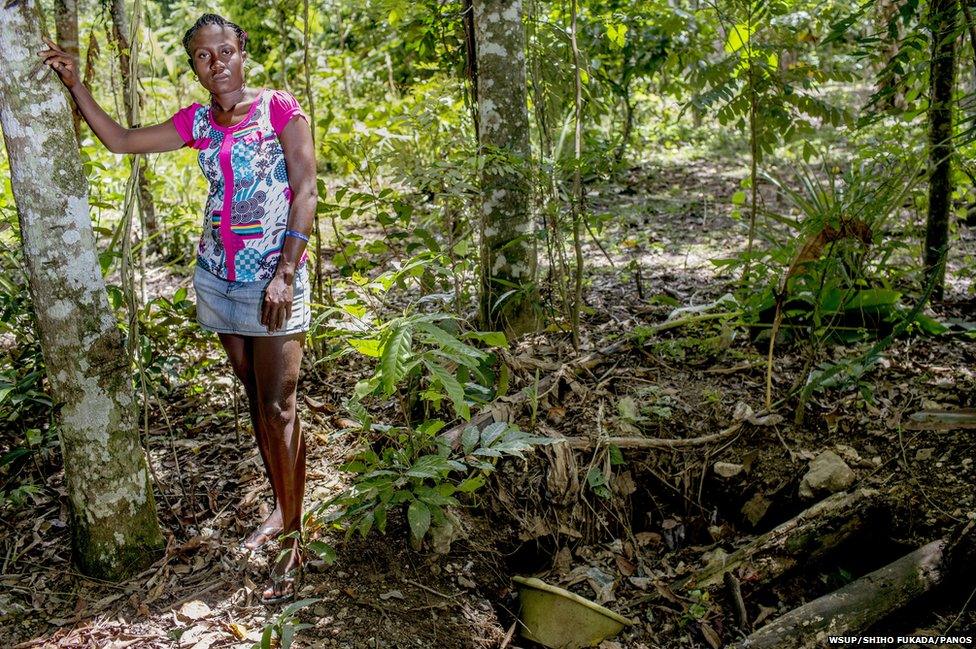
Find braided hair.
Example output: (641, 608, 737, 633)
(182, 14, 248, 69)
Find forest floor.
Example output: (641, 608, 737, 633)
(2, 152, 976, 649)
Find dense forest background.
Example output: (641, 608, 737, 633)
(2, 0, 976, 647)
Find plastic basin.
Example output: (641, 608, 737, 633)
(513, 576, 633, 648)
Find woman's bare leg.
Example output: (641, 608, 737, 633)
(218, 333, 284, 548)
(251, 332, 306, 598)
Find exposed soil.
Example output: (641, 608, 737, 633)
(2, 156, 976, 648)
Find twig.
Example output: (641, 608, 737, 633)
(403, 578, 454, 599)
(499, 621, 517, 649)
(564, 422, 743, 450)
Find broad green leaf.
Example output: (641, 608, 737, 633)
(281, 598, 320, 619)
(844, 289, 900, 310)
(725, 23, 750, 53)
(480, 421, 509, 447)
(463, 331, 508, 348)
(457, 475, 486, 493)
(424, 360, 470, 420)
(417, 322, 483, 359)
(348, 338, 382, 357)
(307, 540, 336, 564)
(407, 499, 431, 540)
(406, 454, 451, 478)
(380, 325, 413, 396)
(461, 425, 480, 454)
(606, 22, 628, 48)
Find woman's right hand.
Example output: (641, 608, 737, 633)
(38, 37, 78, 89)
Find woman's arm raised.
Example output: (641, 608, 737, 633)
(39, 37, 185, 155)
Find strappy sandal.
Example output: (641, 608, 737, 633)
(261, 564, 303, 605)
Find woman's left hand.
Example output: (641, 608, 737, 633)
(262, 275, 293, 333)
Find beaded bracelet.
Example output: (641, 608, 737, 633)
(284, 229, 310, 242)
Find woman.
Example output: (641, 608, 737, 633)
(40, 13, 315, 603)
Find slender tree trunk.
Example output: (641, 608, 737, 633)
(54, 0, 81, 140)
(463, 0, 480, 142)
(301, 0, 326, 314)
(0, 0, 164, 580)
(924, 0, 958, 300)
(961, 0, 976, 77)
(278, 6, 290, 92)
(471, 0, 538, 336)
(109, 0, 158, 253)
(569, 0, 584, 350)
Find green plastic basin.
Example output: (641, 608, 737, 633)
(513, 576, 633, 649)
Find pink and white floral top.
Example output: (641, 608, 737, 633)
(171, 89, 307, 282)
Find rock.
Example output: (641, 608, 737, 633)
(799, 450, 855, 498)
(429, 519, 456, 555)
(714, 461, 743, 478)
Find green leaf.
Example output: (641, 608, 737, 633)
(380, 325, 413, 396)
(609, 445, 626, 466)
(725, 23, 750, 53)
(307, 540, 337, 565)
(281, 624, 295, 649)
(424, 360, 470, 420)
(606, 22, 628, 48)
(461, 425, 480, 454)
(463, 331, 508, 348)
(281, 598, 320, 619)
(406, 454, 452, 479)
(348, 338, 382, 357)
(416, 322, 484, 360)
(843, 289, 900, 310)
(731, 191, 747, 206)
(457, 475, 485, 493)
(407, 499, 431, 541)
(480, 421, 509, 447)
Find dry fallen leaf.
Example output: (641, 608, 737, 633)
(178, 600, 212, 621)
(614, 555, 636, 577)
(699, 621, 722, 649)
(227, 622, 248, 640)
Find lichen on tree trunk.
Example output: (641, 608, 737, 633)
(0, 0, 164, 581)
(472, 0, 539, 336)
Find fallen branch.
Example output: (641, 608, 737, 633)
(904, 408, 976, 431)
(563, 424, 743, 451)
(736, 523, 976, 649)
(682, 488, 879, 590)
(440, 311, 739, 449)
(737, 540, 945, 649)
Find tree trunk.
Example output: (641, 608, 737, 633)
(0, 0, 164, 581)
(54, 0, 81, 140)
(924, 0, 957, 300)
(109, 0, 158, 253)
(472, 0, 538, 336)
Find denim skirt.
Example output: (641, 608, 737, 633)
(193, 264, 311, 337)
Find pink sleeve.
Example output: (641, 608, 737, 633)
(269, 91, 308, 135)
(171, 103, 202, 146)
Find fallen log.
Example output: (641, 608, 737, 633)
(736, 538, 953, 649)
(682, 488, 880, 590)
